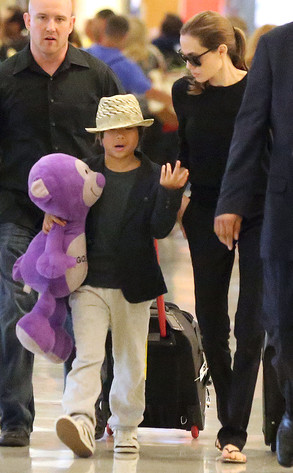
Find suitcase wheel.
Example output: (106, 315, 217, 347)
(106, 424, 113, 436)
(191, 425, 199, 439)
(271, 440, 276, 453)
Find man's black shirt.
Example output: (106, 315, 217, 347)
(0, 43, 123, 228)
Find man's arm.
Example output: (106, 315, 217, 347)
(214, 35, 272, 248)
(214, 214, 243, 250)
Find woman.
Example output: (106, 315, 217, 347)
(123, 16, 181, 166)
(172, 11, 267, 463)
(245, 24, 276, 67)
(123, 16, 166, 74)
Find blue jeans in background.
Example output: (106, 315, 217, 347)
(0, 223, 38, 434)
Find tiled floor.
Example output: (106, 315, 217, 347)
(1, 225, 287, 472)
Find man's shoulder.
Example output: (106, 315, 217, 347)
(255, 21, 293, 64)
(68, 46, 124, 94)
(85, 44, 120, 64)
(70, 45, 110, 73)
(263, 21, 293, 45)
(114, 53, 140, 70)
(110, 54, 148, 87)
(0, 47, 26, 76)
(85, 44, 102, 57)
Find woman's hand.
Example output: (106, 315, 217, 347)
(160, 160, 189, 189)
(42, 213, 66, 234)
(177, 194, 190, 239)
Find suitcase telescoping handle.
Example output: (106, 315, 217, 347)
(154, 239, 167, 338)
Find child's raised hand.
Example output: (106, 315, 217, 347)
(42, 213, 67, 234)
(160, 161, 189, 190)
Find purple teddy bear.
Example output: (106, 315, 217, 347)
(13, 153, 105, 363)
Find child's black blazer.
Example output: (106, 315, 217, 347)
(86, 152, 184, 303)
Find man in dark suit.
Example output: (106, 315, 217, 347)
(214, 22, 293, 468)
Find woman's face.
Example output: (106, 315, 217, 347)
(180, 34, 223, 83)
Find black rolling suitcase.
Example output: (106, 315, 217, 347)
(96, 240, 209, 439)
(262, 333, 285, 452)
(140, 296, 209, 439)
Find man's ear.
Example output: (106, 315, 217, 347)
(23, 12, 30, 31)
(30, 178, 50, 199)
(69, 15, 76, 35)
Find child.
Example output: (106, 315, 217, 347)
(53, 94, 189, 457)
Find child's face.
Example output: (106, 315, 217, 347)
(102, 127, 139, 160)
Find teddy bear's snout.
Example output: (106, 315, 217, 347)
(96, 173, 106, 189)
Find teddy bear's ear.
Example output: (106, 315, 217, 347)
(30, 178, 51, 199)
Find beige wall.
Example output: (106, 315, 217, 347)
(73, 0, 127, 34)
(4, 0, 181, 39)
(141, 0, 180, 33)
(72, 0, 180, 37)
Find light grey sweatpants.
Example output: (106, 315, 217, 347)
(62, 286, 151, 434)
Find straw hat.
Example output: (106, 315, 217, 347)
(85, 94, 154, 133)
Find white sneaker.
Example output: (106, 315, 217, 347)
(114, 429, 139, 454)
(56, 415, 95, 458)
(113, 452, 139, 472)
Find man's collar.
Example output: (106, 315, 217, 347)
(13, 44, 33, 74)
(13, 43, 90, 75)
(65, 43, 90, 68)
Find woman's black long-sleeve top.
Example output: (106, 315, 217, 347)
(172, 75, 268, 212)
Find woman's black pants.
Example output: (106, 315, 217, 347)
(183, 200, 264, 450)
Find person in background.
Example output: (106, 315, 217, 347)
(82, 9, 115, 49)
(45, 94, 189, 457)
(86, 15, 172, 111)
(0, 0, 122, 448)
(226, 15, 248, 38)
(83, 18, 95, 47)
(124, 16, 166, 73)
(152, 13, 183, 70)
(214, 20, 293, 469)
(172, 10, 267, 463)
(0, 6, 28, 61)
(92, 9, 115, 45)
(69, 28, 83, 48)
(124, 15, 180, 165)
(245, 24, 276, 68)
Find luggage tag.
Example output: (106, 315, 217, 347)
(195, 359, 209, 383)
(199, 360, 208, 382)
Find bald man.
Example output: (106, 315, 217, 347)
(0, 0, 123, 447)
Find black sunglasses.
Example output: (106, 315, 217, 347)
(178, 48, 214, 67)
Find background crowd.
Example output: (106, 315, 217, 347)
(0, 4, 276, 167)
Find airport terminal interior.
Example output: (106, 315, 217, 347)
(0, 226, 286, 473)
(1, 1, 293, 472)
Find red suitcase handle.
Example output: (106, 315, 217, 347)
(154, 239, 167, 338)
